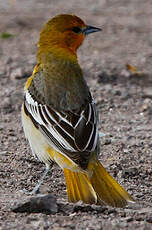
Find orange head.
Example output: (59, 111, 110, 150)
(37, 14, 101, 61)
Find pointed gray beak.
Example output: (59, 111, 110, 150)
(83, 25, 102, 35)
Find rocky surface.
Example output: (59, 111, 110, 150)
(0, 0, 152, 229)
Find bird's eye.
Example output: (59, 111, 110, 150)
(71, 27, 82, 34)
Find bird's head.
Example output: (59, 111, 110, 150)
(38, 14, 101, 60)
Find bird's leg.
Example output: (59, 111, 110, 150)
(22, 162, 53, 195)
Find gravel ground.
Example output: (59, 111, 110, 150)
(0, 0, 152, 229)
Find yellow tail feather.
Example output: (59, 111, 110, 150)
(63, 160, 134, 207)
(88, 160, 134, 207)
(63, 168, 97, 204)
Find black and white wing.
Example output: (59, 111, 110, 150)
(24, 90, 99, 169)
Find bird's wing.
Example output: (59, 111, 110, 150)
(24, 90, 98, 168)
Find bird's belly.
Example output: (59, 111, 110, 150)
(21, 105, 81, 172)
(21, 105, 53, 164)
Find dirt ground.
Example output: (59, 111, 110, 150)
(0, 0, 152, 229)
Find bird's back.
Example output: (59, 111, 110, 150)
(28, 57, 91, 112)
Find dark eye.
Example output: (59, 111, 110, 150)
(71, 27, 82, 34)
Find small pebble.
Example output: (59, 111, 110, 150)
(146, 216, 152, 223)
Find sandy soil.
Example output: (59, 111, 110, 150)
(0, 0, 152, 229)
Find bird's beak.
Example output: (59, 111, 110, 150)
(83, 25, 102, 35)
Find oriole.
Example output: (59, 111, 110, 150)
(22, 14, 134, 207)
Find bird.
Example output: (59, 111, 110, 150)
(21, 14, 134, 207)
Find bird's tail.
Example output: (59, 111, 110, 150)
(88, 159, 134, 207)
(63, 160, 134, 207)
(63, 168, 97, 204)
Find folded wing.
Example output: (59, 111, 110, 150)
(24, 90, 99, 169)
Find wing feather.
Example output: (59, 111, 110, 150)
(24, 90, 99, 168)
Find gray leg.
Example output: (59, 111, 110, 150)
(22, 162, 53, 195)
